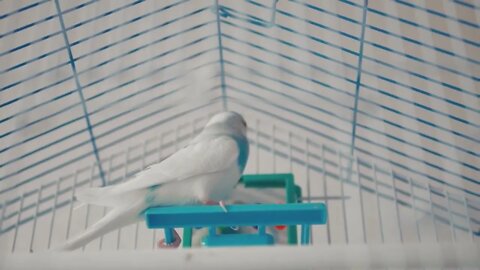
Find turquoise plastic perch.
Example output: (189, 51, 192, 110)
(239, 173, 303, 245)
(145, 203, 327, 247)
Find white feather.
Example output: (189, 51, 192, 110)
(54, 112, 248, 251)
(113, 136, 239, 194)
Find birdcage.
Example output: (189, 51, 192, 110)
(0, 0, 479, 269)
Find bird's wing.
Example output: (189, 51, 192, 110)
(110, 136, 240, 193)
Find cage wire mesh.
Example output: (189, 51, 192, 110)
(0, 0, 479, 267)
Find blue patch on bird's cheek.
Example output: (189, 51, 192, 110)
(235, 136, 249, 172)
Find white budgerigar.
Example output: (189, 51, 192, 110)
(55, 112, 249, 251)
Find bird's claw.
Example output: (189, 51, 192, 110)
(202, 200, 228, 213)
(219, 200, 228, 213)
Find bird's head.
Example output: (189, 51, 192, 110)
(205, 111, 247, 136)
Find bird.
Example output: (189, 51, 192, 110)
(54, 111, 249, 251)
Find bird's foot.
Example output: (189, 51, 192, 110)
(202, 200, 228, 213)
(219, 200, 228, 213)
(158, 229, 181, 249)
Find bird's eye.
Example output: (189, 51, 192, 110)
(241, 119, 247, 127)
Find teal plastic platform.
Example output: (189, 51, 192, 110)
(145, 203, 327, 247)
(202, 232, 274, 247)
(239, 173, 302, 245)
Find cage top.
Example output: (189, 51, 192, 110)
(0, 1, 478, 206)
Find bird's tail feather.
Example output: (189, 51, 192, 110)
(54, 204, 140, 251)
(75, 186, 121, 207)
